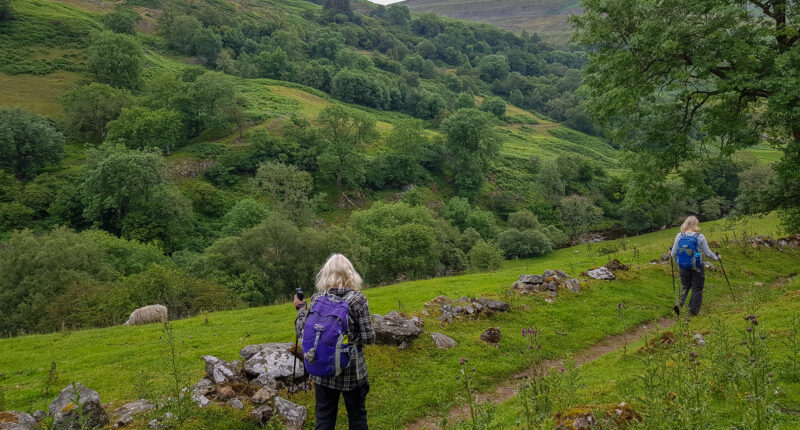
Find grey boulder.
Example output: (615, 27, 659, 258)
(110, 400, 154, 428)
(202, 355, 244, 384)
(226, 399, 244, 410)
(474, 298, 510, 312)
(275, 397, 307, 430)
(242, 343, 304, 381)
(431, 332, 457, 349)
(251, 405, 274, 427)
(251, 386, 278, 404)
(49, 383, 109, 430)
(563, 278, 582, 293)
(0, 411, 37, 430)
(586, 267, 616, 280)
(373, 311, 423, 346)
(480, 327, 502, 344)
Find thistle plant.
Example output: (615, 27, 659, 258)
(455, 357, 495, 430)
(740, 314, 776, 430)
(780, 312, 800, 382)
(617, 302, 628, 355)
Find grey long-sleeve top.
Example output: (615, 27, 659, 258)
(670, 232, 718, 260)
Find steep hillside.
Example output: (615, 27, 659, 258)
(401, 0, 580, 43)
(1, 214, 798, 428)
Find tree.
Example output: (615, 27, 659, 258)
(560, 194, 603, 236)
(60, 83, 131, 142)
(573, 0, 800, 231)
(255, 161, 315, 222)
(309, 28, 344, 60)
(496, 228, 552, 259)
(317, 105, 379, 188)
(331, 69, 391, 109)
(477, 54, 510, 82)
(481, 96, 507, 118)
(221, 198, 270, 236)
(191, 26, 223, 65)
(440, 196, 498, 239)
(467, 240, 504, 271)
(386, 4, 411, 27)
(349, 202, 441, 283)
(456, 92, 476, 109)
(82, 144, 168, 235)
(440, 109, 500, 198)
(324, 0, 352, 19)
(102, 5, 141, 34)
(0, 108, 64, 179)
(106, 107, 184, 155)
(87, 32, 143, 88)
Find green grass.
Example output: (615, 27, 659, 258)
(488, 277, 800, 429)
(1, 214, 797, 428)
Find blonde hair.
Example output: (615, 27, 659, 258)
(681, 216, 700, 233)
(315, 254, 363, 291)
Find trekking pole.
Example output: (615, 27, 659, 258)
(716, 252, 736, 302)
(292, 288, 304, 392)
(670, 248, 679, 316)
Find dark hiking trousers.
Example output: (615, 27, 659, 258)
(679, 265, 705, 315)
(314, 380, 370, 430)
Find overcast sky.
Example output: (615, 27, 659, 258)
(367, 0, 405, 5)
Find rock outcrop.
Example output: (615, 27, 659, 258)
(430, 332, 457, 349)
(512, 271, 583, 294)
(49, 384, 109, 430)
(202, 355, 245, 385)
(240, 343, 304, 383)
(110, 400, 154, 428)
(0, 411, 37, 430)
(274, 397, 307, 430)
(372, 311, 424, 346)
(586, 267, 615, 280)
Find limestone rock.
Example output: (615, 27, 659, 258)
(519, 274, 544, 284)
(49, 384, 109, 430)
(425, 296, 452, 307)
(251, 405, 274, 427)
(694, 333, 706, 347)
(373, 311, 423, 346)
(0, 411, 37, 430)
(704, 261, 716, 271)
(242, 343, 304, 382)
(563, 278, 582, 293)
(251, 386, 277, 404)
(227, 399, 244, 410)
(274, 397, 307, 430)
(32, 410, 46, 423)
(110, 400, 154, 428)
(431, 332, 457, 349)
(480, 327, 501, 344)
(202, 355, 244, 385)
(475, 298, 510, 312)
(586, 267, 615, 280)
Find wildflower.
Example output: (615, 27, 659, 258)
(689, 350, 698, 359)
(760, 334, 766, 340)
(460, 357, 468, 365)
(750, 357, 756, 363)
(455, 375, 460, 380)
(746, 327, 753, 333)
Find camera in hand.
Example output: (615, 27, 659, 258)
(296, 288, 304, 301)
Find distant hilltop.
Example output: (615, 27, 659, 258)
(401, 0, 581, 43)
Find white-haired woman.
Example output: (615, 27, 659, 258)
(294, 254, 375, 430)
(670, 216, 720, 316)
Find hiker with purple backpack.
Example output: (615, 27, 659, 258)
(670, 216, 720, 316)
(294, 254, 375, 429)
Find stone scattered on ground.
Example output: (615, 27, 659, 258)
(431, 332, 457, 349)
(480, 327, 502, 344)
(424, 296, 452, 307)
(475, 297, 511, 312)
(49, 383, 109, 430)
(0, 411, 37, 430)
(202, 355, 245, 385)
(694, 333, 706, 347)
(704, 261, 716, 271)
(544, 298, 554, 304)
(512, 271, 583, 294)
(372, 311, 424, 346)
(554, 403, 641, 430)
(274, 397, 307, 430)
(586, 267, 615, 280)
(739, 233, 800, 249)
(251, 386, 277, 404)
(604, 259, 629, 272)
(427, 296, 510, 323)
(227, 398, 244, 410)
(110, 400, 154, 428)
(251, 405, 274, 427)
(218, 386, 236, 399)
(650, 253, 672, 264)
(754, 281, 765, 287)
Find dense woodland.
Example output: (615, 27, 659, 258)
(0, 0, 793, 336)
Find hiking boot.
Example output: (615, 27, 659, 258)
(673, 304, 680, 316)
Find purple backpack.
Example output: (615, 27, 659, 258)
(302, 293, 353, 378)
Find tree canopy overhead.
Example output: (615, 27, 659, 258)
(573, 0, 799, 228)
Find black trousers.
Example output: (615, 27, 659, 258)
(679, 265, 705, 315)
(314, 381, 369, 430)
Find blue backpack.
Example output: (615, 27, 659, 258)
(301, 293, 354, 378)
(676, 233, 701, 270)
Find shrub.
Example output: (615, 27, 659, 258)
(497, 228, 552, 259)
(0, 107, 64, 179)
(468, 240, 503, 271)
(221, 198, 270, 236)
(87, 32, 143, 88)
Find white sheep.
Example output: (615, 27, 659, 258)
(124, 304, 169, 326)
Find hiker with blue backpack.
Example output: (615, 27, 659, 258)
(294, 253, 375, 429)
(670, 216, 720, 316)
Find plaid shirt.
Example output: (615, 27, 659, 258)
(295, 288, 375, 390)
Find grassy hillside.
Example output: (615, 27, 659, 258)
(1, 214, 797, 428)
(401, 0, 580, 43)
